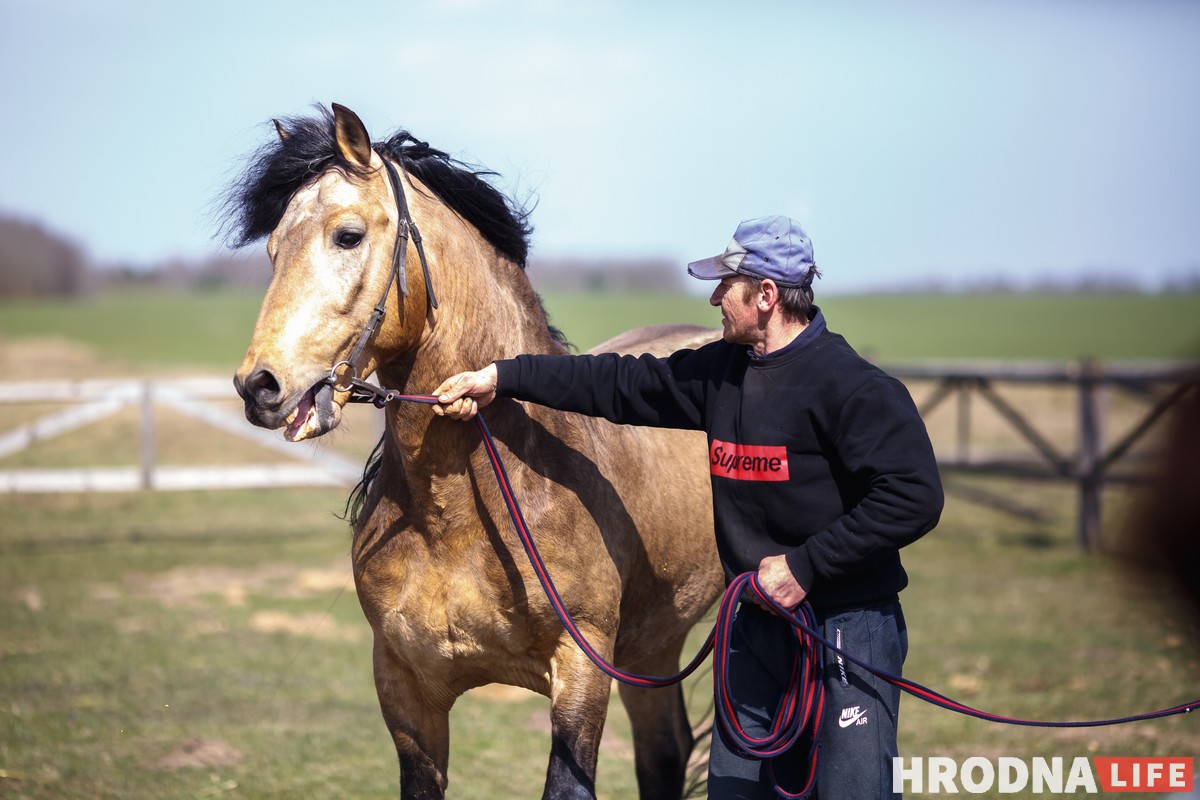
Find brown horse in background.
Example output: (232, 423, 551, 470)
(227, 103, 723, 799)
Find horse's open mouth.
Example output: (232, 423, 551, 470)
(283, 382, 340, 442)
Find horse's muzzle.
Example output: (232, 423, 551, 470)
(233, 368, 341, 441)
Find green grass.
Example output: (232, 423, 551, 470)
(0, 492, 395, 799)
(544, 290, 1200, 362)
(2, 483, 1197, 799)
(2, 287, 1198, 367)
(820, 292, 1200, 362)
(0, 287, 265, 371)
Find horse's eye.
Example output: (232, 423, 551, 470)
(335, 230, 364, 249)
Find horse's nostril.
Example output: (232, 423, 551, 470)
(243, 368, 283, 408)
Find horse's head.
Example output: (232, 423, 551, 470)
(232, 104, 429, 441)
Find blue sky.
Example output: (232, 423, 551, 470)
(1, 0, 1198, 293)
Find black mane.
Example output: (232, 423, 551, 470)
(221, 105, 532, 267)
(223, 107, 570, 528)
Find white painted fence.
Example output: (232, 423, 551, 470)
(0, 378, 363, 492)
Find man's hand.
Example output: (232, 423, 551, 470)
(432, 364, 499, 421)
(755, 554, 808, 610)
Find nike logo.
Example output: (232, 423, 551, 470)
(839, 705, 867, 728)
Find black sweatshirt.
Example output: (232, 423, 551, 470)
(495, 310, 943, 611)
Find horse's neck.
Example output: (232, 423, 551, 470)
(371, 280, 554, 526)
(377, 265, 556, 396)
(374, 203, 559, 481)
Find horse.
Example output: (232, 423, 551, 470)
(227, 103, 724, 799)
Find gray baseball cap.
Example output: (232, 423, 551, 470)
(687, 216, 817, 288)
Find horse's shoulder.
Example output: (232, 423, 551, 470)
(588, 323, 719, 358)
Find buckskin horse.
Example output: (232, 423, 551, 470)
(227, 103, 723, 799)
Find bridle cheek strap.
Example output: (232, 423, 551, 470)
(383, 157, 438, 311)
(331, 157, 438, 391)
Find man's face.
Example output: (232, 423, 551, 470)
(709, 275, 761, 345)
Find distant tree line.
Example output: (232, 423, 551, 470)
(0, 213, 273, 297)
(3, 211, 1198, 298)
(0, 212, 690, 298)
(527, 256, 685, 293)
(0, 216, 88, 297)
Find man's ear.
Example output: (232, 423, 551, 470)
(757, 279, 779, 311)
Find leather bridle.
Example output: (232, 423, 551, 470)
(326, 156, 438, 404)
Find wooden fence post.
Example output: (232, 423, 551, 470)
(1077, 359, 1104, 549)
(956, 379, 971, 464)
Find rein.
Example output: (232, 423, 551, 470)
(347, 390, 1200, 798)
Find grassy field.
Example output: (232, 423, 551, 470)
(2, 286, 1198, 369)
(546, 290, 1200, 362)
(1, 288, 1198, 798)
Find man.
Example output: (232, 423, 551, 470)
(433, 216, 943, 799)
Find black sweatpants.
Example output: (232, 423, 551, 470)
(708, 600, 908, 799)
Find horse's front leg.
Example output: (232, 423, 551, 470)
(543, 635, 614, 800)
(372, 637, 452, 800)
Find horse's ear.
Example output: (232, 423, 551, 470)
(332, 103, 374, 168)
(273, 119, 291, 143)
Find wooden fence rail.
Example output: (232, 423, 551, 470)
(2, 361, 1197, 548)
(0, 377, 362, 493)
(888, 359, 1200, 549)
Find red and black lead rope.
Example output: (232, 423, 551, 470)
(351, 389, 1200, 798)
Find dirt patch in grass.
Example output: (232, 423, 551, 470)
(125, 559, 352, 608)
(0, 337, 128, 379)
(157, 737, 243, 770)
(249, 609, 364, 642)
(121, 558, 364, 642)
